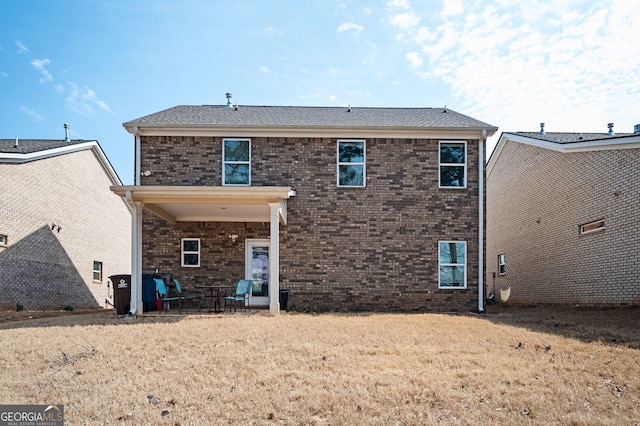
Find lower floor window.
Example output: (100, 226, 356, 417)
(439, 241, 466, 288)
(182, 238, 200, 267)
(498, 253, 506, 275)
(93, 261, 103, 282)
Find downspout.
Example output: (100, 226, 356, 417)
(134, 127, 141, 186)
(478, 130, 486, 313)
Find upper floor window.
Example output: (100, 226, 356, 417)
(337, 140, 365, 187)
(93, 261, 103, 282)
(181, 238, 200, 267)
(438, 241, 467, 288)
(439, 141, 466, 188)
(0, 234, 7, 247)
(223, 139, 251, 185)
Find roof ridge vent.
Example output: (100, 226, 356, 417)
(634, 123, 640, 134)
(347, 104, 351, 112)
(14, 137, 18, 148)
(64, 123, 70, 142)
(539, 122, 545, 135)
(225, 92, 233, 108)
(607, 122, 614, 136)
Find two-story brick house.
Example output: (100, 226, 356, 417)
(112, 102, 497, 314)
(487, 123, 640, 305)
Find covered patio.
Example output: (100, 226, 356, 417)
(111, 185, 295, 316)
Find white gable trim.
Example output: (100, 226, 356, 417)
(487, 133, 640, 176)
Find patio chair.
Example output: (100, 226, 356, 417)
(172, 279, 201, 312)
(154, 278, 182, 314)
(224, 279, 252, 312)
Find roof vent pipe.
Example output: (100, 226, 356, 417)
(64, 124, 70, 142)
(225, 92, 233, 108)
(14, 137, 18, 148)
(607, 122, 614, 136)
(539, 123, 545, 134)
(634, 124, 640, 134)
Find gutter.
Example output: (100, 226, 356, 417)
(478, 130, 486, 313)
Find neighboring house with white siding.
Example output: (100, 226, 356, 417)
(0, 138, 131, 310)
(486, 123, 640, 305)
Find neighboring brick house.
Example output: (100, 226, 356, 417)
(486, 124, 640, 305)
(0, 138, 131, 310)
(112, 102, 497, 314)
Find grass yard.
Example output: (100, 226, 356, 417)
(0, 304, 638, 425)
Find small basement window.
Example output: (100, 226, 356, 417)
(498, 254, 506, 275)
(580, 219, 604, 235)
(93, 261, 103, 282)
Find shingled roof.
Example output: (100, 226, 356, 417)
(508, 131, 634, 144)
(0, 139, 90, 154)
(123, 105, 497, 132)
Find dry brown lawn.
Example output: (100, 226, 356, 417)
(0, 304, 638, 425)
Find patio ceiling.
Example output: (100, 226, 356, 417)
(111, 186, 295, 224)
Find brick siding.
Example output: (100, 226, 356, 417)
(0, 149, 131, 310)
(141, 136, 483, 312)
(487, 141, 640, 305)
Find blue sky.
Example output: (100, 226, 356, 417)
(2, 0, 638, 184)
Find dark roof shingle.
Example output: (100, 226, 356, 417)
(124, 105, 497, 130)
(0, 139, 90, 154)
(509, 131, 634, 144)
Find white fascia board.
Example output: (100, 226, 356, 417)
(487, 133, 640, 177)
(125, 125, 496, 140)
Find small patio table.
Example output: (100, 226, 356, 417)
(195, 284, 233, 313)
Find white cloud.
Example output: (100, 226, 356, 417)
(337, 22, 364, 33)
(442, 0, 464, 17)
(19, 105, 43, 121)
(363, 7, 373, 15)
(260, 66, 270, 74)
(15, 40, 28, 54)
(387, 0, 411, 10)
(386, 0, 640, 150)
(389, 12, 421, 32)
(66, 82, 113, 116)
(31, 58, 53, 82)
(262, 26, 283, 38)
(406, 51, 423, 68)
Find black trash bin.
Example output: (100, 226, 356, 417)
(109, 275, 131, 315)
(279, 289, 289, 311)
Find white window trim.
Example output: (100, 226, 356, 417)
(93, 261, 103, 282)
(337, 139, 366, 188)
(498, 253, 506, 275)
(438, 141, 467, 189)
(181, 238, 201, 267)
(222, 138, 251, 186)
(580, 219, 605, 235)
(438, 240, 467, 289)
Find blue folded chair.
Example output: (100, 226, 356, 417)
(224, 279, 252, 312)
(154, 278, 182, 314)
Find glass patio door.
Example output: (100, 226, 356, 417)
(245, 239, 269, 307)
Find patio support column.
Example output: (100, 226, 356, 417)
(131, 200, 144, 315)
(268, 202, 280, 315)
